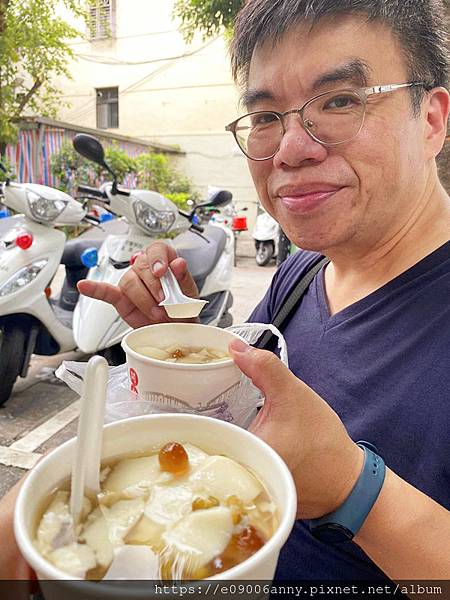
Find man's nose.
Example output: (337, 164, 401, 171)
(273, 113, 328, 168)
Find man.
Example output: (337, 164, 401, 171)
(2, 0, 449, 584)
(78, 0, 450, 581)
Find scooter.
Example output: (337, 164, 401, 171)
(209, 202, 249, 266)
(72, 134, 235, 363)
(0, 163, 102, 405)
(252, 209, 280, 266)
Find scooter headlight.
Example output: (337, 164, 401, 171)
(27, 191, 67, 222)
(133, 200, 176, 234)
(0, 259, 48, 297)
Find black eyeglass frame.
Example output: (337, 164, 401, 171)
(225, 82, 425, 161)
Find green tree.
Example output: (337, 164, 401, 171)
(0, 0, 86, 158)
(0, 157, 14, 182)
(135, 153, 199, 209)
(173, 0, 242, 42)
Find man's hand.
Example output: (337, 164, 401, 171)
(229, 339, 364, 519)
(77, 241, 199, 328)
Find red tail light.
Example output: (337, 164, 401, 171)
(16, 231, 33, 250)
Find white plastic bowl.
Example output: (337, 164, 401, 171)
(121, 323, 245, 411)
(14, 414, 297, 600)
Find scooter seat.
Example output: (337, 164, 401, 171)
(61, 239, 103, 267)
(173, 225, 227, 289)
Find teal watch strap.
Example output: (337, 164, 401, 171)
(309, 442, 386, 543)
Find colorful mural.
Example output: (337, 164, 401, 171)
(5, 120, 168, 187)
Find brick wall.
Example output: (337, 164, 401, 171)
(437, 136, 450, 193)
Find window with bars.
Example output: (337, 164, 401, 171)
(96, 87, 119, 129)
(88, 0, 116, 40)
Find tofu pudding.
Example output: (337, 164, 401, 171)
(133, 344, 231, 364)
(35, 441, 278, 581)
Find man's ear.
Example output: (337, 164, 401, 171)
(423, 87, 449, 160)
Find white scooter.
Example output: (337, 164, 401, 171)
(72, 134, 235, 363)
(252, 209, 280, 266)
(0, 163, 99, 405)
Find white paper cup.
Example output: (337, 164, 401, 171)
(121, 323, 244, 411)
(14, 414, 297, 600)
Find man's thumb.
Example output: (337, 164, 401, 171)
(228, 339, 293, 399)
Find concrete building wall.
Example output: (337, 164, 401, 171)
(54, 0, 259, 225)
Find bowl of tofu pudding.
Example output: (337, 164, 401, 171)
(14, 414, 297, 600)
(121, 323, 245, 412)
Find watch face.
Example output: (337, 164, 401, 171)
(311, 523, 354, 544)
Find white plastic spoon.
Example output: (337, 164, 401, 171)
(70, 355, 108, 524)
(159, 267, 208, 319)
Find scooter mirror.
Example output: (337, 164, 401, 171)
(73, 134, 106, 166)
(73, 134, 117, 189)
(196, 190, 233, 210)
(72, 133, 116, 179)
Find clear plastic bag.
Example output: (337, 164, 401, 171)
(55, 323, 288, 428)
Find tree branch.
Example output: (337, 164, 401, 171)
(13, 78, 43, 118)
(0, 0, 10, 35)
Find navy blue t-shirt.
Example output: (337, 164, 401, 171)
(249, 241, 450, 580)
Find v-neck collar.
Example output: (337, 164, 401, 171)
(316, 240, 450, 330)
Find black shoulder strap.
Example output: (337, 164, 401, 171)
(257, 256, 330, 350)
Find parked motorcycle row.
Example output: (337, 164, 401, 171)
(0, 134, 235, 406)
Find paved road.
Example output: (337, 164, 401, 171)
(0, 238, 276, 498)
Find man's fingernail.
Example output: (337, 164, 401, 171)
(152, 261, 164, 274)
(229, 339, 251, 354)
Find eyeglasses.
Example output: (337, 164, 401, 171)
(225, 82, 424, 161)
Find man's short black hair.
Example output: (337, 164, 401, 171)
(230, 0, 449, 112)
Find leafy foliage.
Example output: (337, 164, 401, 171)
(101, 146, 137, 182)
(50, 143, 198, 209)
(50, 142, 94, 191)
(0, 0, 87, 153)
(173, 0, 242, 42)
(0, 157, 15, 182)
(135, 153, 198, 207)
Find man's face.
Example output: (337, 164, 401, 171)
(245, 17, 429, 255)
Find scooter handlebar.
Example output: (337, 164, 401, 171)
(84, 215, 102, 225)
(77, 185, 108, 199)
(190, 223, 205, 233)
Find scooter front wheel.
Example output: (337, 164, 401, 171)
(255, 242, 274, 266)
(0, 322, 27, 406)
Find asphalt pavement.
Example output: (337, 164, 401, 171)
(0, 235, 276, 498)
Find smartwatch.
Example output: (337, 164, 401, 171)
(309, 441, 386, 543)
